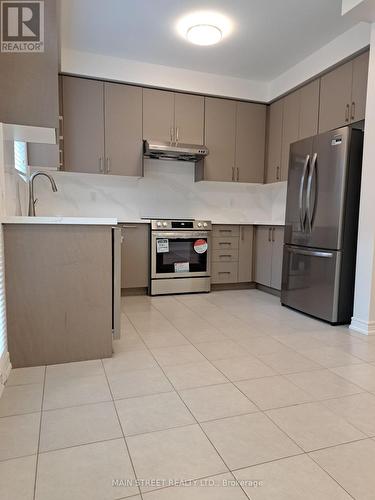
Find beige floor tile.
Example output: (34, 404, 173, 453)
(267, 401, 365, 452)
(150, 345, 206, 367)
(181, 329, 227, 344)
(212, 355, 276, 382)
(0, 455, 37, 500)
(0, 412, 40, 460)
(299, 345, 363, 368)
(286, 369, 363, 399)
(163, 361, 227, 390)
(271, 332, 328, 351)
(140, 331, 189, 348)
(36, 439, 138, 500)
(257, 350, 321, 374)
(322, 392, 375, 436)
(6, 366, 45, 386)
(234, 454, 351, 500)
(236, 375, 313, 410)
(127, 425, 227, 492)
(40, 401, 122, 452)
(331, 363, 375, 392)
(339, 341, 375, 362)
(142, 472, 249, 499)
(46, 359, 104, 380)
(108, 366, 173, 400)
(239, 337, 291, 356)
(113, 333, 146, 353)
(43, 374, 111, 410)
(310, 439, 375, 500)
(179, 383, 257, 422)
(116, 392, 194, 436)
(195, 340, 247, 361)
(103, 350, 157, 374)
(201, 413, 301, 470)
(0, 383, 43, 416)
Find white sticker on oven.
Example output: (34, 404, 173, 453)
(194, 239, 208, 254)
(157, 239, 169, 253)
(174, 262, 189, 273)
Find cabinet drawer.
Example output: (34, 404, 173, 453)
(212, 237, 239, 250)
(213, 225, 240, 237)
(212, 249, 239, 262)
(211, 262, 238, 284)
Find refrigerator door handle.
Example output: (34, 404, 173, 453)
(299, 154, 310, 232)
(306, 152, 317, 233)
(286, 247, 333, 258)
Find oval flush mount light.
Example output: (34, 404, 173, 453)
(177, 11, 232, 46)
(186, 24, 222, 46)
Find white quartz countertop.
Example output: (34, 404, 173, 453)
(118, 220, 284, 225)
(1, 216, 118, 225)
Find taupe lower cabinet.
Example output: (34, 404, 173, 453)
(211, 225, 253, 284)
(63, 76, 143, 176)
(204, 98, 266, 183)
(319, 51, 369, 133)
(143, 88, 204, 144)
(120, 224, 150, 290)
(254, 226, 284, 290)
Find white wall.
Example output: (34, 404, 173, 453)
(32, 159, 287, 225)
(61, 22, 370, 102)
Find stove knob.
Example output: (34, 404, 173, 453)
(197, 222, 202, 228)
(203, 222, 208, 228)
(162, 222, 168, 227)
(156, 221, 162, 227)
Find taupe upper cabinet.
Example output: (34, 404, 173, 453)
(266, 99, 283, 183)
(281, 90, 300, 181)
(174, 93, 204, 144)
(299, 79, 320, 140)
(143, 89, 204, 144)
(204, 97, 237, 182)
(319, 51, 369, 133)
(143, 88, 175, 143)
(104, 83, 143, 176)
(63, 77, 105, 174)
(236, 102, 266, 183)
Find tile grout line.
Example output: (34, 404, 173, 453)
(32, 365, 46, 500)
(100, 358, 144, 500)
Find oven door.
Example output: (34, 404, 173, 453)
(151, 231, 211, 279)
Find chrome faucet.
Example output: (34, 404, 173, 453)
(28, 171, 58, 216)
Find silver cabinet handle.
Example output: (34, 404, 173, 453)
(99, 157, 104, 173)
(268, 227, 272, 242)
(170, 126, 174, 144)
(176, 127, 179, 144)
(276, 166, 280, 180)
(106, 158, 111, 174)
(219, 254, 232, 258)
(345, 104, 350, 122)
(219, 229, 232, 233)
(218, 271, 231, 275)
(232, 167, 235, 181)
(219, 242, 231, 246)
(351, 102, 355, 121)
(241, 226, 244, 241)
(121, 225, 139, 229)
(272, 227, 275, 242)
(236, 168, 239, 182)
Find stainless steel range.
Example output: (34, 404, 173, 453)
(150, 219, 212, 296)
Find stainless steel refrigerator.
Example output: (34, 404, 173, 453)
(281, 126, 363, 324)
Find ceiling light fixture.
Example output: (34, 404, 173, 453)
(186, 24, 222, 46)
(176, 11, 232, 47)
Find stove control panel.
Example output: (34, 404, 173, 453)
(151, 220, 212, 231)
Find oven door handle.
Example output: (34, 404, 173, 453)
(153, 231, 210, 239)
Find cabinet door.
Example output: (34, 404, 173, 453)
(319, 61, 352, 133)
(63, 77, 105, 174)
(143, 88, 174, 142)
(120, 224, 149, 289)
(104, 83, 143, 176)
(281, 90, 300, 181)
(299, 79, 320, 140)
(254, 226, 272, 287)
(265, 100, 283, 183)
(351, 51, 369, 123)
(236, 102, 266, 183)
(270, 227, 284, 290)
(204, 97, 236, 182)
(238, 226, 254, 282)
(174, 92, 204, 144)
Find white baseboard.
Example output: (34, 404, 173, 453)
(0, 351, 11, 398)
(350, 317, 375, 336)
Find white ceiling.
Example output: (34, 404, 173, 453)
(60, 0, 357, 81)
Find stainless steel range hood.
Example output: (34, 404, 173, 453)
(143, 140, 209, 162)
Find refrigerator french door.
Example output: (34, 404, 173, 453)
(281, 126, 363, 324)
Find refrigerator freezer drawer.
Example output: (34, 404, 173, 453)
(281, 245, 342, 323)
